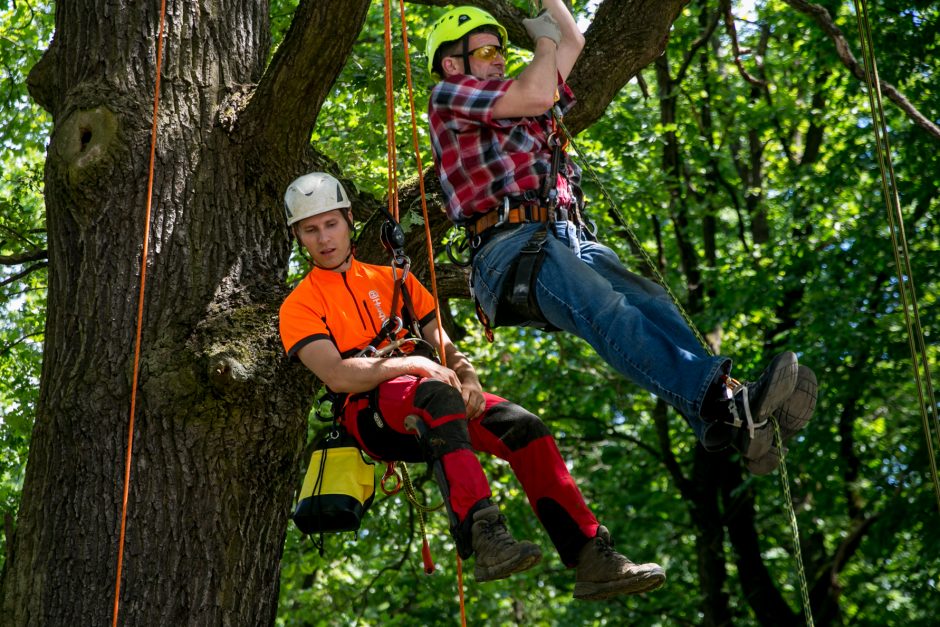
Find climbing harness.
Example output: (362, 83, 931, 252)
(461, 110, 591, 338)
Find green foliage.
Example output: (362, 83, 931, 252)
(311, 4, 437, 199)
(272, 1, 940, 624)
(0, 0, 52, 575)
(2, 0, 939, 624)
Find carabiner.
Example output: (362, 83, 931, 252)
(355, 345, 378, 358)
(381, 462, 402, 495)
(382, 316, 404, 336)
(445, 230, 473, 267)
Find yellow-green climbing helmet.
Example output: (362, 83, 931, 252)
(426, 6, 508, 77)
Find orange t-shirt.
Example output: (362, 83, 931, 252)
(279, 257, 437, 359)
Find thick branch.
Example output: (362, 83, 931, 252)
(406, 0, 555, 51)
(782, 0, 940, 142)
(411, 0, 689, 135)
(566, 0, 690, 133)
(242, 0, 371, 160)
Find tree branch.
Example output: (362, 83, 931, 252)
(782, 0, 940, 142)
(567, 0, 690, 134)
(0, 262, 47, 288)
(674, 4, 720, 85)
(242, 0, 372, 161)
(0, 248, 47, 266)
(1, 331, 44, 357)
(406, 0, 690, 135)
(720, 0, 767, 88)
(652, 397, 693, 497)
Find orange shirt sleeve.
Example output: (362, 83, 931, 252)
(279, 279, 331, 358)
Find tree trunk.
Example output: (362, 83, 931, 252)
(1, 0, 368, 624)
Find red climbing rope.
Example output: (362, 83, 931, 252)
(112, 0, 168, 624)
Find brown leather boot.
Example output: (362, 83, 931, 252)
(574, 526, 666, 600)
(471, 505, 542, 582)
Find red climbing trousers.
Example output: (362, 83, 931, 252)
(342, 375, 599, 565)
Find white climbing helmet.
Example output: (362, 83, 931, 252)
(284, 172, 351, 226)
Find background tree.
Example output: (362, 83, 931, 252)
(1, 0, 937, 625)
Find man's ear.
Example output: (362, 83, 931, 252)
(441, 55, 461, 77)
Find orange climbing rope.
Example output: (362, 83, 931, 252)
(381, 0, 466, 623)
(112, 0, 168, 624)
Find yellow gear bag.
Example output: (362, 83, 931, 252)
(293, 427, 376, 535)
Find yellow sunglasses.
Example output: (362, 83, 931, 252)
(466, 45, 505, 62)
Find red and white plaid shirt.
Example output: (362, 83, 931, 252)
(428, 74, 581, 224)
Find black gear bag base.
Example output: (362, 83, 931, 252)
(293, 426, 376, 535)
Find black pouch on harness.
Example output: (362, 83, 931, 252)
(488, 225, 558, 330)
(292, 426, 376, 535)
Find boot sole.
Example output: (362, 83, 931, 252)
(752, 352, 800, 421)
(475, 546, 542, 582)
(777, 365, 817, 437)
(747, 366, 818, 475)
(573, 567, 666, 600)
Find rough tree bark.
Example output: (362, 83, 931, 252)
(1, 0, 370, 624)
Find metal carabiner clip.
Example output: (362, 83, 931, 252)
(381, 462, 402, 495)
(445, 228, 473, 266)
(382, 316, 403, 336)
(355, 345, 378, 358)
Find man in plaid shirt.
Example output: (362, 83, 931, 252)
(425, 2, 817, 477)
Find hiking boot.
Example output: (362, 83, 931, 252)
(747, 365, 818, 475)
(471, 505, 542, 582)
(573, 526, 666, 600)
(729, 352, 799, 461)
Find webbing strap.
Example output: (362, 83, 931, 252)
(510, 226, 550, 315)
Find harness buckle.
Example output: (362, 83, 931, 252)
(494, 196, 510, 229)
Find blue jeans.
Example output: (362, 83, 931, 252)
(471, 221, 731, 444)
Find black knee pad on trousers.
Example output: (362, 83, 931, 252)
(413, 379, 473, 459)
(413, 378, 466, 417)
(480, 402, 550, 451)
(422, 420, 473, 460)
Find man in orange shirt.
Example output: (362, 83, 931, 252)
(279, 172, 667, 599)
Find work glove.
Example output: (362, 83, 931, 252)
(523, 10, 561, 46)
